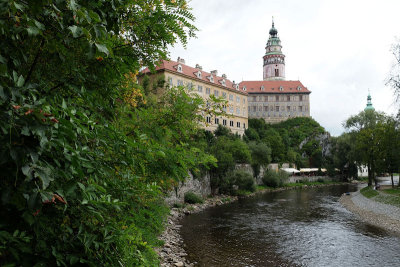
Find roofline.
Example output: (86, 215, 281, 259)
(247, 91, 311, 94)
(142, 68, 248, 96)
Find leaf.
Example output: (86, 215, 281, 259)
(68, 25, 82, 38)
(17, 75, 25, 87)
(95, 43, 109, 55)
(62, 99, 67, 109)
(27, 26, 40, 36)
(21, 165, 30, 176)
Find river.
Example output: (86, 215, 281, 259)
(180, 184, 400, 266)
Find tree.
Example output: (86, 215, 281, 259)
(345, 110, 388, 186)
(0, 1, 199, 265)
(248, 142, 271, 178)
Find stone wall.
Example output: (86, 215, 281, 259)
(287, 176, 333, 183)
(164, 172, 211, 205)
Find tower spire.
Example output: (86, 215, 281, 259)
(364, 90, 375, 111)
(263, 18, 285, 80)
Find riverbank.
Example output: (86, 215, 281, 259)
(157, 181, 357, 266)
(340, 187, 400, 236)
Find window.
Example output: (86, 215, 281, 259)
(222, 105, 227, 112)
(253, 96, 257, 102)
(258, 106, 262, 111)
(214, 90, 219, 97)
(243, 98, 246, 104)
(188, 82, 193, 90)
(275, 95, 279, 101)
(210, 76, 214, 83)
(198, 85, 203, 92)
(168, 77, 173, 86)
(237, 122, 241, 128)
(177, 80, 183, 86)
(287, 95, 290, 101)
(206, 87, 210, 94)
(243, 123, 246, 129)
(299, 95, 303, 101)
(222, 92, 227, 99)
(264, 96, 268, 102)
(230, 107, 234, 113)
(236, 107, 240, 114)
(223, 119, 227, 126)
(248, 106, 250, 111)
(275, 69, 279, 77)
(236, 96, 240, 103)
(252, 106, 256, 112)
(261, 85, 265, 91)
(229, 121, 234, 127)
(177, 64, 182, 72)
(243, 86, 246, 91)
(275, 106, 279, 112)
(287, 106, 291, 111)
(293, 106, 296, 111)
(229, 94, 234, 101)
(197, 71, 202, 79)
(215, 118, 219, 124)
(206, 117, 211, 123)
(264, 106, 268, 112)
(279, 86, 283, 91)
(299, 106, 303, 112)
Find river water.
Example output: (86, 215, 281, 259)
(180, 184, 400, 266)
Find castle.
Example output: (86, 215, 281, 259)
(140, 19, 311, 133)
(240, 20, 311, 123)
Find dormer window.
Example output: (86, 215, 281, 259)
(279, 86, 283, 91)
(195, 71, 202, 79)
(261, 85, 265, 91)
(177, 64, 182, 73)
(207, 75, 214, 83)
(220, 79, 226, 86)
(297, 86, 302, 91)
(235, 84, 239, 90)
(243, 86, 246, 91)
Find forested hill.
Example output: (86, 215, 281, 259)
(245, 117, 328, 167)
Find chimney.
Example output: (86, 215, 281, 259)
(177, 57, 185, 64)
(222, 74, 227, 79)
(210, 70, 218, 76)
(195, 64, 203, 70)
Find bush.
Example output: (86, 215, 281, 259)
(262, 170, 288, 187)
(262, 170, 280, 187)
(184, 192, 204, 204)
(317, 178, 325, 183)
(234, 170, 256, 192)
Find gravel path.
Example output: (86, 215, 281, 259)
(340, 190, 400, 236)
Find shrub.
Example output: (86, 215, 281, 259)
(262, 170, 280, 187)
(233, 170, 256, 192)
(262, 170, 288, 187)
(317, 178, 325, 183)
(184, 192, 204, 204)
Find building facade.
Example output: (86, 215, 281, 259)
(240, 20, 311, 123)
(140, 58, 248, 135)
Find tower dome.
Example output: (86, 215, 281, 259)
(269, 21, 278, 37)
(364, 92, 375, 111)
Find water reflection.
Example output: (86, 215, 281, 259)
(180, 185, 400, 267)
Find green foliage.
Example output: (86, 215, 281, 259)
(248, 142, 271, 177)
(262, 170, 288, 188)
(184, 192, 203, 204)
(0, 0, 200, 266)
(219, 170, 255, 195)
(246, 117, 326, 166)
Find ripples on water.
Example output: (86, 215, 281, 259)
(180, 185, 400, 267)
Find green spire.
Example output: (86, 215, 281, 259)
(364, 91, 375, 111)
(269, 17, 278, 37)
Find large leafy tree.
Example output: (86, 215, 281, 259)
(0, 0, 199, 265)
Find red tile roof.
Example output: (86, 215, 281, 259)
(239, 80, 310, 94)
(141, 60, 247, 95)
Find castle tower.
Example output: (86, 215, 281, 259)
(263, 19, 285, 81)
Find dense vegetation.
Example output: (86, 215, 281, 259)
(0, 0, 208, 265)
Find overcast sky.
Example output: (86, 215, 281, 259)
(168, 0, 400, 136)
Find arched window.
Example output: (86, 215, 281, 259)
(275, 69, 279, 77)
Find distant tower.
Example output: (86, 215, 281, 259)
(263, 18, 285, 81)
(364, 91, 375, 111)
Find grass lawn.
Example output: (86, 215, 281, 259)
(361, 186, 400, 208)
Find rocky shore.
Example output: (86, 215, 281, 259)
(340, 190, 400, 236)
(155, 195, 238, 267)
(157, 182, 354, 266)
